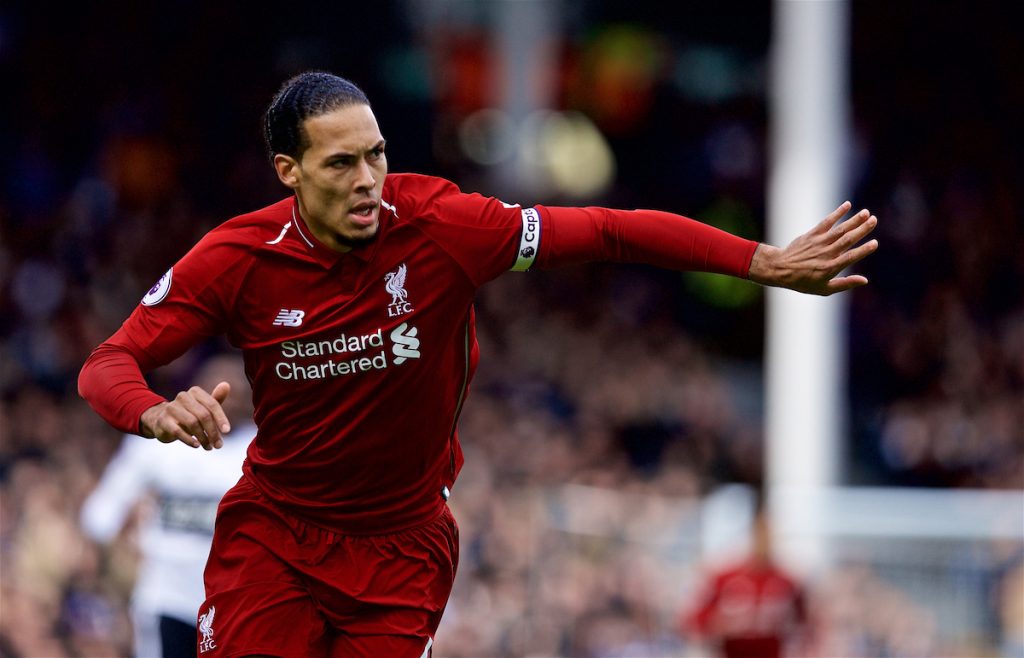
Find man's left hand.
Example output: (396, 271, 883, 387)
(747, 201, 878, 295)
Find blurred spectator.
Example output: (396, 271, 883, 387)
(79, 354, 254, 658)
(681, 503, 811, 658)
(811, 562, 939, 658)
(997, 555, 1024, 658)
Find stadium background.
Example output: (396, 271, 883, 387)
(1, 1, 1021, 656)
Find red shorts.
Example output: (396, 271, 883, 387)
(197, 476, 459, 658)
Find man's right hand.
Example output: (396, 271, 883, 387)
(139, 381, 232, 450)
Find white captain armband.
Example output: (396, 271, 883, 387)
(510, 207, 541, 272)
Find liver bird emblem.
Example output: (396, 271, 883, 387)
(384, 264, 409, 305)
(199, 606, 216, 641)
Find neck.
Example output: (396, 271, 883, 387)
(293, 200, 353, 253)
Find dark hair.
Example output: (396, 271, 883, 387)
(263, 71, 370, 160)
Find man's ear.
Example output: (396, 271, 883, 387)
(273, 154, 301, 189)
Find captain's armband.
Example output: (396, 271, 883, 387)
(510, 207, 541, 272)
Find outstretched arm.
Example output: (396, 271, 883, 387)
(536, 206, 759, 277)
(747, 201, 878, 295)
(536, 201, 876, 295)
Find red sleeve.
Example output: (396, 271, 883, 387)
(78, 331, 166, 435)
(386, 174, 757, 283)
(685, 572, 723, 637)
(537, 206, 758, 277)
(388, 174, 525, 287)
(78, 226, 251, 434)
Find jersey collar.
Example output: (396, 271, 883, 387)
(290, 199, 381, 268)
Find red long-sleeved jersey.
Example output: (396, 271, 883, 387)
(79, 173, 757, 534)
(684, 559, 809, 658)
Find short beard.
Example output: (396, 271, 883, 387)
(336, 229, 379, 250)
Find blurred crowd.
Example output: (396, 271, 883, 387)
(1, 2, 1021, 657)
(845, 4, 1024, 492)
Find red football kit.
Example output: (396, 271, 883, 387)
(685, 559, 809, 658)
(79, 173, 757, 657)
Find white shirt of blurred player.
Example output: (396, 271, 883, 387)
(80, 424, 254, 624)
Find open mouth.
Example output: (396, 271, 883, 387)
(348, 200, 378, 225)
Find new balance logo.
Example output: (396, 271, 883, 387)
(390, 323, 420, 364)
(273, 309, 305, 327)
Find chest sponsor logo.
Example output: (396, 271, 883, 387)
(275, 324, 422, 381)
(141, 268, 173, 306)
(384, 263, 414, 317)
(198, 606, 217, 652)
(390, 323, 420, 364)
(273, 309, 305, 327)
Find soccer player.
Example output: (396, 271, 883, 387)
(78, 71, 878, 658)
(682, 502, 813, 658)
(80, 354, 255, 658)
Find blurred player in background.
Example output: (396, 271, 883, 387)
(80, 354, 254, 658)
(682, 499, 812, 658)
(78, 71, 877, 657)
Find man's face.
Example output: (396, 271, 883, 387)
(275, 104, 387, 252)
